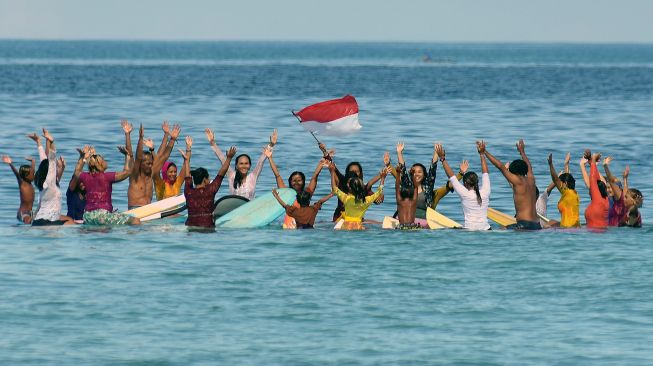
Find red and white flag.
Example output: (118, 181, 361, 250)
(294, 95, 362, 136)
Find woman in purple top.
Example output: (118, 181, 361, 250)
(77, 143, 140, 225)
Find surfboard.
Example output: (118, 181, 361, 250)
(333, 219, 344, 229)
(382, 216, 399, 229)
(426, 207, 462, 229)
(487, 207, 517, 227)
(213, 195, 249, 220)
(125, 195, 186, 219)
(215, 188, 296, 228)
(140, 203, 188, 222)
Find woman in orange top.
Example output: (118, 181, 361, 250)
(584, 151, 609, 229)
(548, 153, 581, 228)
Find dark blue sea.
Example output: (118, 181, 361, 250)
(1, 41, 652, 365)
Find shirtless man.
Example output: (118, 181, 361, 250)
(482, 139, 541, 230)
(122, 120, 156, 209)
(3, 154, 35, 224)
(394, 142, 419, 227)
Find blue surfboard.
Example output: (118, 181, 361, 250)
(215, 188, 297, 228)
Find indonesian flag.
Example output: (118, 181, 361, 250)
(294, 95, 362, 136)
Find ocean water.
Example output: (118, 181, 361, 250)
(1, 41, 652, 365)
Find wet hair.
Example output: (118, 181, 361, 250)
(191, 167, 209, 186)
(597, 180, 608, 199)
(34, 159, 50, 191)
(88, 154, 104, 173)
(629, 188, 643, 207)
(535, 186, 540, 198)
(341, 170, 359, 193)
(348, 177, 367, 204)
(296, 190, 311, 207)
(345, 162, 363, 178)
(399, 184, 414, 200)
(411, 163, 427, 187)
(19, 165, 31, 180)
(288, 171, 306, 191)
(559, 173, 576, 190)
(233, 154, 251, 190)
(463, 171, 482, 206)
(509, 159, 528, 176)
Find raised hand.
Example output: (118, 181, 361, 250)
(380, 166, 388, 178)
(42, 128, 54, 142)
(170, 124, 181, 140)
(476, 140, 486, 154)
(383, 151, 390, 166)
(592, 152, 601, 163)
(185, 135, 193, 150)
(58, 156, 66, 169)
(547, 153, 553, 165)
(623, 165, 630, 179)
(178, 148, 189, 160)
(121, 119, 133, 134)
(564, 152, 571, 165)
(602, 156, 613, 166)
(204, 128, 215, 143)
(460, 160, 469, 174)
(263, 145, 273, 158)
(143, 138, 154, 150)
(516, 139, 525, 152)
(396, 142, 404, 154)
(583, 149, 591, 161)
(25, 156, 34, 163)
(117, 145, 129, 156)
(138, 123, 144, 137)
(434, 144, 445, 160)
(226, 146, 237, 159)
(27, 133, 41, 144)
(580, 157, 588, 165)
(2, 155, 11, 164)
(162, 120, 170, 134)
(269, 129, 278, 147)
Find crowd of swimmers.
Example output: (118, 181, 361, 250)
(3, 121, 644, 231)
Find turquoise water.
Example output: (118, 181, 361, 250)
(1, 42, 652, 364)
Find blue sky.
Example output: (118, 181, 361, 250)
(1, 0, 652, 42)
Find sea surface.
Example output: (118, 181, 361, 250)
(1, 41, 652, 365)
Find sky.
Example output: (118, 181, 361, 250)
(1, 0, 652, 43)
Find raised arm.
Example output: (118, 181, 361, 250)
(131, 124, 145, 178)
(114, 146, 133, 182)
(477, 141, 489, 174)
(564, 152, 571, 174)
(272, 188, 289, 208)
(316, 192, 334, 206)
(153, 124, 180, 173)
(434, 144, 454, 178)
(588, 152, 602, 199)
(69, 147, 89, 191)
(121, 120, 134, 158)
(307, 158, 327, 193)
(264, 147, 285, 188)
(27, 132, 46, 161)
(2, 155, 22, 183)
(516, 139, 533, 177)
(482, 142, 515, 185)
(56, 156, 65, 185)
(156, 121, 170, 158)
(622, 165, 630, 195)
(218, 146, 237, 178)
(579, 150, 591, 189)
(180, 136, 192, 178)
(383, 151, 397, 180)
(602, 156, 622, 199)
(548, 154, 564, 192)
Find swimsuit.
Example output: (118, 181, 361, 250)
(506, 220, 542, 231)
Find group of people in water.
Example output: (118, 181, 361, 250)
(3, 121, 644, 230)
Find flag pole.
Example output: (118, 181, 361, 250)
(292, 110, 329, 159)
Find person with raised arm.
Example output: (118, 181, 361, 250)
(481, 139, 540, 230)
(272, 188, 333, 229)
(31, 128, 74, 226)
(2, 154, 35, 224)
(606, 163, 643, 227)
(436, 142, 491, 231)
(392, 142, 420, 229)
(124, 122, 155, 208)
(266, 137, 329, 229)
(79, 127, 139, 225)
(536, 152, 570, 227)
(430, 159, 468, 210)
(328, 160, 387, 231)
(583, 150, 609, 229)
(153, 123, 185, 200)
(66, 145, 90, 223)
(205, 127, 274, 200)
(183, 137, 236, 228)
(548, 153, 580, 228)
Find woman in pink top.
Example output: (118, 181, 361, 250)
(77, 142, 139, 225)
(205, 128, 275, 200)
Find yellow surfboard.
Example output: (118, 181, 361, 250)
(426, 207, 462, 229)
(487, 207, 517, 227)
